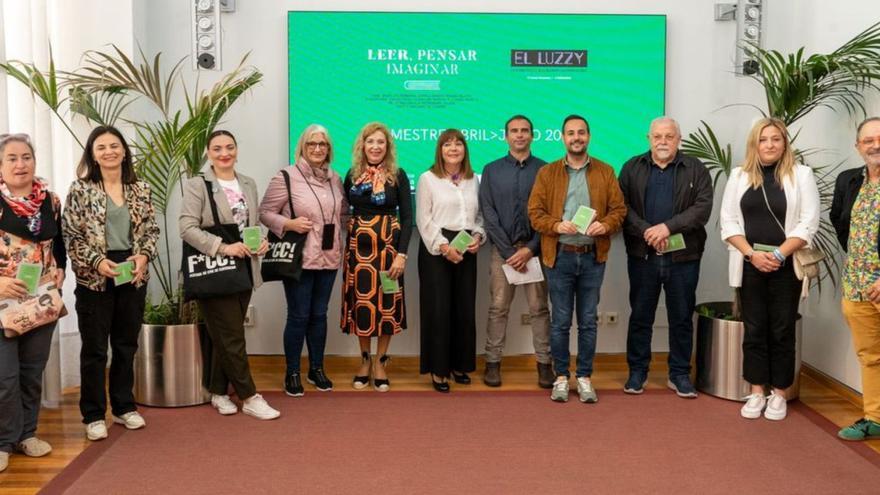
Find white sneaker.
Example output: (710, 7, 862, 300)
(211, 394, 238, 415)
(112, 411, 146, 430)
(85, 420, 108, 441)
(740, 393, 767, 419)
(242, 393, 281, 420)
(17, 437, 52, 457)
(576, 377, 598, 403)
(550, 377, 569, 402)
(0, 451, 8, 472)
(764, 391, 787, 421)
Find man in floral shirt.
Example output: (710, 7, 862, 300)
(831, 117, 880, 441)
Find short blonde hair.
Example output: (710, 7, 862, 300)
(293, 124, 334, 166)
(349, 122, 398, 185)
(741, 117, 796, 188)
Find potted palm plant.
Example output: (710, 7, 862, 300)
(683, 21, 880, 400)
(1, 45, 262, 406)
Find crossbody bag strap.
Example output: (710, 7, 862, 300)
(760, 183, 787, 236)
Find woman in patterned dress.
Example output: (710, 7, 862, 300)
(341, 122, 413, 392)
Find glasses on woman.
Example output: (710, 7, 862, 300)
(306, 141, 329, 150)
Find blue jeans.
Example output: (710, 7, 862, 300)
(546, 250, 606, 378)
(626, 255, 700, 378)
(282, 269, 338, 374)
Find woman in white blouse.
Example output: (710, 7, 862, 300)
(416, 129, 485, 392)
(720, 117, 820, 421)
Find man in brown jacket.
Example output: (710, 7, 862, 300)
(528, 115, 626, 403)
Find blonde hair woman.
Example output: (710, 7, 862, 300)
(341, 122, 412, 392)
(720, 118, 820, 421)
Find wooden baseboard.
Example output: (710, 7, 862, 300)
(801, 363, 864, 408)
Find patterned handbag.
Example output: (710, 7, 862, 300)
(0, 273, 66, 338)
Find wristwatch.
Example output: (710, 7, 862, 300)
(743, 250, 754, 263)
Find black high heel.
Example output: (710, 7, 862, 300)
(374, 355, 391, 392)
(431, 374, 450, 393)
(451, 371, 471, 384)
(352, 351, 370, 390)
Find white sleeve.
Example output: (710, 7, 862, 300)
(719, 168, 745, 243)
(789, 166, 821, 245)
(416, 173, 448, 255)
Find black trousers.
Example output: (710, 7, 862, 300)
(197, 290, 257, 399)
(740, 262, 801, 389)
(76, 253, 147, 424)
(418, 240, 477, 376)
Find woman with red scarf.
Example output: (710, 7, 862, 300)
(341, 122, 412, 392)
(0, 133, 66, 473)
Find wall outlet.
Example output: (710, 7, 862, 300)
(243, 305, 256, 327)
(606, 311, 619, 324)
(521, 313, 532, 325)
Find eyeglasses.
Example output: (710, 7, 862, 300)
(306, 142, 329, 150)
(859, 137, 880, 146)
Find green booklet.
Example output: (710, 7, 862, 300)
(661, 233, 686, 253)
(449, 230, 474, 253)
(571, 205, 596, 235)
(16, 263, 42, 295)
(114, 261, 134, 285)
(753, 243, 778, 252)
(379, 271, 400, 294)
(243, 226, 262, 251)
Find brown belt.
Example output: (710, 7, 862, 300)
(559, 243, 595, 254)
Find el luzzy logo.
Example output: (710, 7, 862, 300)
(510, 50, 587, 67)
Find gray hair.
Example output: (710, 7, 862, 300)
(648, 116, 681, 136)
(0, 133, 35, 157)
(857, 117, 880, 139)
(293, 124, 334, 166)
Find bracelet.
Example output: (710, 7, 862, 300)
(397, 253, 407, 260)
(772, 248, 786, 263)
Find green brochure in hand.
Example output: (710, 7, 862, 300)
(16, 263, 42, 295)
(571, 205, 596, 235)
(379, 271, 400, 294)
(243, 226, 262, 252)
(753, 243, 778, 252)
(661, 233, 686, 253)
(450, 230, 474, 253)
(114, 261, 134, 285)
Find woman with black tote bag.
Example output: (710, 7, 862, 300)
(179, 130, 279, 420)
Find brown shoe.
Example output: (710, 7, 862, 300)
(537, 362, 554, 389)
(483, 362, 502, 387)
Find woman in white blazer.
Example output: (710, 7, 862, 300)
(720, 117, 820, 422)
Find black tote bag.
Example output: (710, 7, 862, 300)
(182, 177, 254, 301)
(261, 169, 306, 282)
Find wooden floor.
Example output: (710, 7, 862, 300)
(1, 353, 876, 494)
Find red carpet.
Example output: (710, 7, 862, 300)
(40, 391, 879, 494)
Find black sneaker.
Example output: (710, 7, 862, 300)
(307, 368, 333, 391)
(667, 374, 698, 399)
(623, 371, 647, 394)
(285, 372, 304, 397)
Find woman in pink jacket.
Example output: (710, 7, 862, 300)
(259, 124, 346, 397)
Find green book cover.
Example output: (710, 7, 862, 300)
(379, 271, 400, 294)
(16, 263, 42, 295)
(243, 226, 262, 251)
(753, 243, 778, 252)
(571, 205, 596, 234)
(661, 233, 686, 253)
(450, 230, 474, 253)
(114, 261, 134, 285)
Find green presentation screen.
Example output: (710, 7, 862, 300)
(288, 12, 666, 177)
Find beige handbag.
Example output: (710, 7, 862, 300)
(0, 274, 66, 338)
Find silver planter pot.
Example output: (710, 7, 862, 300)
(694, 301, 802, 402)
(134, 323, 211, 407)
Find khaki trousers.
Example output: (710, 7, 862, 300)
(842, 298, 880, 423)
